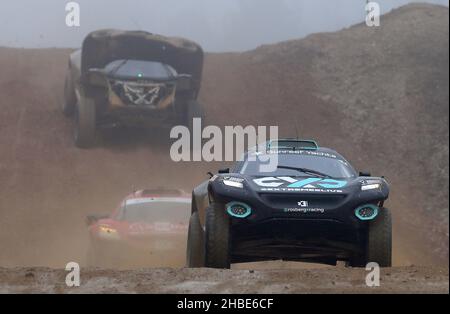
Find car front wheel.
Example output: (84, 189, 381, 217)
(366, 207, 392, 267)
(204, 202, 230, 269)
(74, 96, 96, 148)
(62, 74, 76, 117)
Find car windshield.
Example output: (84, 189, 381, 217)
(120, 198, 190, 223)
(239, 153, 356, 178)
(106, 60, 177, 80)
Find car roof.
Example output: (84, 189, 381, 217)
(244, 145, 347, 161)
(81, 29, 204, 94)
(124, 189, 189, 201)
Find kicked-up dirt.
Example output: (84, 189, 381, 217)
(0, 266, 447, 293)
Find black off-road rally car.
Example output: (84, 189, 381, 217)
(63, 29, 204, 148)
(187, 139, 391, 268)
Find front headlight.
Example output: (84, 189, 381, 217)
(97, 225, 120, 240)
(361, 180, 382, 191)
(222, 177, 244, 189)
(361, 183, 381, 191)
(99, 225, 118, 234)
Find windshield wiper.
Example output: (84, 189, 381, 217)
(277, 166, 332, 178)
(111, 59, 128, 76)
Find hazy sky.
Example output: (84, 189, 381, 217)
(0, 0, 448, 51)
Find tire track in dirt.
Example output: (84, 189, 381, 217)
(0, 266, 447, 293)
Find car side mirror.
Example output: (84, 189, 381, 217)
(207, 171, 214, 178)
(218, 168, 230, 174)
(359, 171, 371, 177)
(176, 74, 192, 91)
(85, 69, 107, 86)
(85, 213, 109, 226)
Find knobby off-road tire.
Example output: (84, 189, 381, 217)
(186, 212, 205, 268)
(367, 207, 392, 267)
(74, 96, 96, 148)
(348, 207, 392, 268)
(186, 100, 205, 133)
(204, 202, 231, 269)
(62, 74, 77, 117)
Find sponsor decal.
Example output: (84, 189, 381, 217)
(287, 178, 322, 188)
(284, 207, 325, 214)
(298, 201, 309, 207)
(314, 179, 348, 189)
(260, 187, 344, 193)
(253, 177, 347, 190)
(116, 81, 165, 106)
(265, 149, 338, 159)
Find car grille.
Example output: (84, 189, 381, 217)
(258, 193, 347, 209)
(110, 80, 176, 107)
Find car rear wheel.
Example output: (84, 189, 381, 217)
(366, 207, 392, 267)
(74, 96, 96, 148)
(204, 202, 230, 269)
(186, 212, 205, 268)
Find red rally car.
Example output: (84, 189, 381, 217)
(86, 189, 190, 268)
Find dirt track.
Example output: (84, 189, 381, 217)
(0, 3, 448, 293)
(0, 266, 447, 293)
